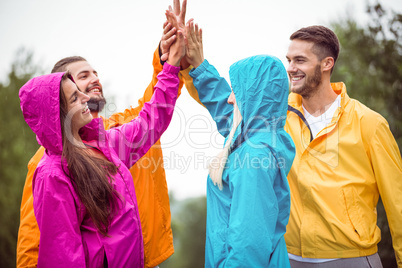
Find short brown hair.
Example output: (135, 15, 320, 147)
(290, 25, 340, 73)
(51, 56, 87, 73)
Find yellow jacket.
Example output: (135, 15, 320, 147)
(16, 47, 193, 268)
(284, 82, 402, 266)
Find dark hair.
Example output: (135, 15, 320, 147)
(290, 25, 340, 73)
(59, 72, 119, 236)
(52, 56, 87, 73)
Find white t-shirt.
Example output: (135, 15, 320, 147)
(303, 94, 341, 139)
(288, 94, 341, 263)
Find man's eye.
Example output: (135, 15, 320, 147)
(79, 75, 87, 79)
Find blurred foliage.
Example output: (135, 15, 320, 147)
(0, 48, 43, 267)
(161, 194, 206, 268)
(331, 2, 402, 152)
(331, 2, 401, 267)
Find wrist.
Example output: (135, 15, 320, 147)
(192, 58, 204, 69)
(167, 57, 181, 67)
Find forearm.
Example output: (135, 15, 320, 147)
(103, 46, 164, 129)
(103, 45, 189, 130)
(190, 59, 233, 137)
(110, 63, 180, 167)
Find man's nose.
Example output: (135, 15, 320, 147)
(287, 61, 297, 73)
(79, 91, 90, 102)
(90, 74, 100, 84)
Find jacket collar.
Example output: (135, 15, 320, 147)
(79, 118, 113, 162)
(287, 82, 350, 145)
(288, 82, 350, 112)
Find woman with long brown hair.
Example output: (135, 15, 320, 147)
(19, 22, 185, 267)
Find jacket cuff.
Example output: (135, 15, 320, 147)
(189, 59, 209, 78)
(163, 62, 180, 74)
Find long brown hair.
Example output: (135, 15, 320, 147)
(59, 72, 119, 236)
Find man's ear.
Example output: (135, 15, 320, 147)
(322, 57, 334, 72)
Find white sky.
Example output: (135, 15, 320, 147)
(1, 0, 401, 200)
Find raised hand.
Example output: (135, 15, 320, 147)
(165, 9, 186, 67)
(160, 21, 177, 62)
(184, 20, 204, 68)
(171, 0, 187, 33)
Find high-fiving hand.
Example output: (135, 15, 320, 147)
(160, 0, 204, 69)
(184, 20, 204, 68)
(161, 0, 187, 63)
(164, 2, 186, 67)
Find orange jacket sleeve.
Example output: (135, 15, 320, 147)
(180, 65, 205, 107)
(16, 146, 45, 268)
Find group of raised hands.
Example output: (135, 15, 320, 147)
(160, 0, 204, 69)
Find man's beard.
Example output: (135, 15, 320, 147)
(87, 96, 106, 113)
(292, 64, 322, 99)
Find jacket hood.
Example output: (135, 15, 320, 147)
(20, 72, 65, 154)
(229, 55, 295, 175)
(229, 55, 289, 131)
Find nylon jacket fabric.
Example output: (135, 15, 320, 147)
(19, 63, 180, 267)
(285, 82, 402, 266)
(16, 47, 188, 268)
(190, 56, 295, 267)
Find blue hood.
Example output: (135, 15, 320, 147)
(229, 55, 289, 130)
(229, 55, 294, 175)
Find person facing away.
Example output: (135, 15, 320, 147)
(184, 21, 296, 267)
(18, 23, 186, 267)
(16, 1, 197, 266)
(283, 25, 402, 267)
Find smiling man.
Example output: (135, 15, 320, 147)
(51, 57, 106, 116)
(61, 60, 105, 114)
(284, 25, 402, 268)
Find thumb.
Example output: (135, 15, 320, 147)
(161, 52, 169, 62)
(176, 30, 184, 41)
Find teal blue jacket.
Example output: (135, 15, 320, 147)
(190, 55, 295, 268)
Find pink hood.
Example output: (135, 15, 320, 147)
(19, 72, 65, 154)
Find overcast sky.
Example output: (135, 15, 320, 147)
(1, 0, 401, 199)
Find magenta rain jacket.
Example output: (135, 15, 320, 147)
(19, 63, 180, 268)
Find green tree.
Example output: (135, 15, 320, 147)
(331, 3, 401, 267)
(331, 2, 402, 151)
(0, 49, 43, 268)
(162, 195, 206, 268)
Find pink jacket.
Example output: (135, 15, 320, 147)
(19, 63, 180, 267)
